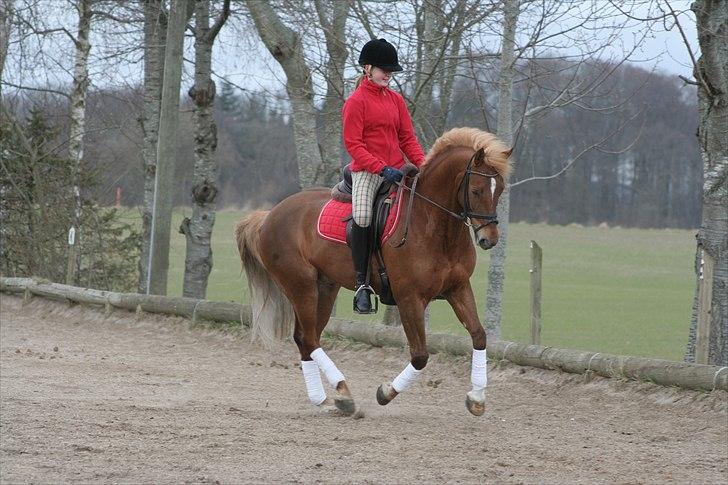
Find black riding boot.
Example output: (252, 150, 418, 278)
(350, 222, 375, 314)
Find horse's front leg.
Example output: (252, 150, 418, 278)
(446, 283, 488, 416)
(376, 296, 428, 406)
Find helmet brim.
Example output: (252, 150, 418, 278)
(361, 62, 403, 72)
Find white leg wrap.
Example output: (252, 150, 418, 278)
(391, 363, 422, 393)
(310, 348, 345, 387)
(471, 348, 488, 392)
(301, 360, 326, 405)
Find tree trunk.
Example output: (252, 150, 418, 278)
(0, 2, 14, 261)
(685, 0, 728, 365)
(245, 0, 322, 189)
(138, 0, 167, 293)
(484, 0, 519, 341)
(314, 0, 349, 186)
(0, 0, 13, 81)
(66, 0, 92, 286)
(437, 19, 465, 136)
(412, 0, 443, 147)
(180, 0, 229, 299)
(147, 0, 187, 295)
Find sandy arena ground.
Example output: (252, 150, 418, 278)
(1, 294, 726, 484)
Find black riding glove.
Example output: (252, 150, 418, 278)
(380, 166, 404, 184)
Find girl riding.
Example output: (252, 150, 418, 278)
(342, 38, 427, 314)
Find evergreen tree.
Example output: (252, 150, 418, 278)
(0, 108, 141, 291)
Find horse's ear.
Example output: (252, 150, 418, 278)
(503, 147, 513, 158)
(473, 147, 486, 167)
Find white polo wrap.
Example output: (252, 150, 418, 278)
(301, 360, 326, 405)
(391, 363, 422, 393)
(471, 348, 488, 391)
(310, 348, 345, 387)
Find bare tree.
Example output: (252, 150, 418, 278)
(0, 0, 13, 80)
(146, 0, 189, 295)
(65, 0, 93, 286)
(138, 0, 167, 293)
(682, 0, 727, 365)
(244, 0, 323, 188)
(483, 0, 519, 341)
(179, 0, 230, 299)
(312, 0, 349, 186)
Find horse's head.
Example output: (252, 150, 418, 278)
(458, 146, 512, 250)
(422, 128, 513, 250)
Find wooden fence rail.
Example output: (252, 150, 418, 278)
(1, 277, 726, 393)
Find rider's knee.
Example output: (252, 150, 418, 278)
(353, 215, 371, 228)
(411, 352, 429, 370)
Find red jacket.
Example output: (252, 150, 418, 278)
(342, 77, 426, 174)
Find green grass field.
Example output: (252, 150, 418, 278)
(122, 208, 696, 362)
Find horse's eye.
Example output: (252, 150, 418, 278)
(471, 189, 480, 196)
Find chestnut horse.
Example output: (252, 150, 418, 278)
(235, 127, 512, 416)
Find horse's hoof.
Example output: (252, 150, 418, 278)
(315, 400, 338, 415)
(334, 396, 356, 416)
(465, 390, 485, 416)
(376, 383, 397, 406)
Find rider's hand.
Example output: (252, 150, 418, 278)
(380, 166, 404, 184)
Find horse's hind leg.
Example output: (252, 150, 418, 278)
(313, 278, 355, 415)
(289, 273, 354, 415)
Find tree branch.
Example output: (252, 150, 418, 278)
(1, 81, 70, 98)
(205, 0, 230, 43)
(510, 107, 645, 188)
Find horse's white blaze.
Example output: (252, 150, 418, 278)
(301, 360, 326, 405)
(471, 348, 488, 391)
(311, 348, 345, 387)
(391, 363, 423, 393)
(491, 178, 496, 197)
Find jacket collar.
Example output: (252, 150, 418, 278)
(361, 76, 389, 94)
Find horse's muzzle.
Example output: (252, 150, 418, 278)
(477, 236, 496, 250)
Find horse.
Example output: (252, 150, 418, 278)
(235, 127, 512, 416)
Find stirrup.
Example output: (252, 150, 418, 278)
(353, 285, 378, 314)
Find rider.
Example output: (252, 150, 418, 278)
(342, 38, 427, 314)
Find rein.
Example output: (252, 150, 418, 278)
(390, 152, 500, 247)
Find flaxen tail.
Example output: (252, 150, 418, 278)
(235, 211, 294, 348)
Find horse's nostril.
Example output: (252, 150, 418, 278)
(478, 237, 493, 250)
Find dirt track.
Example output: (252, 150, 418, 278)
(1, 294, 726, 484)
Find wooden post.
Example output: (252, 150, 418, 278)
(530, 240, 542, 346)
(65, 227, 77, 285)
(696, 250, 714, 364)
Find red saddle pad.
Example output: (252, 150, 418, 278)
(317, 194, 403, 245)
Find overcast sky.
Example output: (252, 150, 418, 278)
(4, 1, 700, 99)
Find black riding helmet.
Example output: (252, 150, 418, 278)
(358, 38, 403, 72)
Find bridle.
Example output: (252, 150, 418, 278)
(392, 151, 500, 247)
(459, 152, 501, 232)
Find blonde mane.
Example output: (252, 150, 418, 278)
(424, 127, 512, 178)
